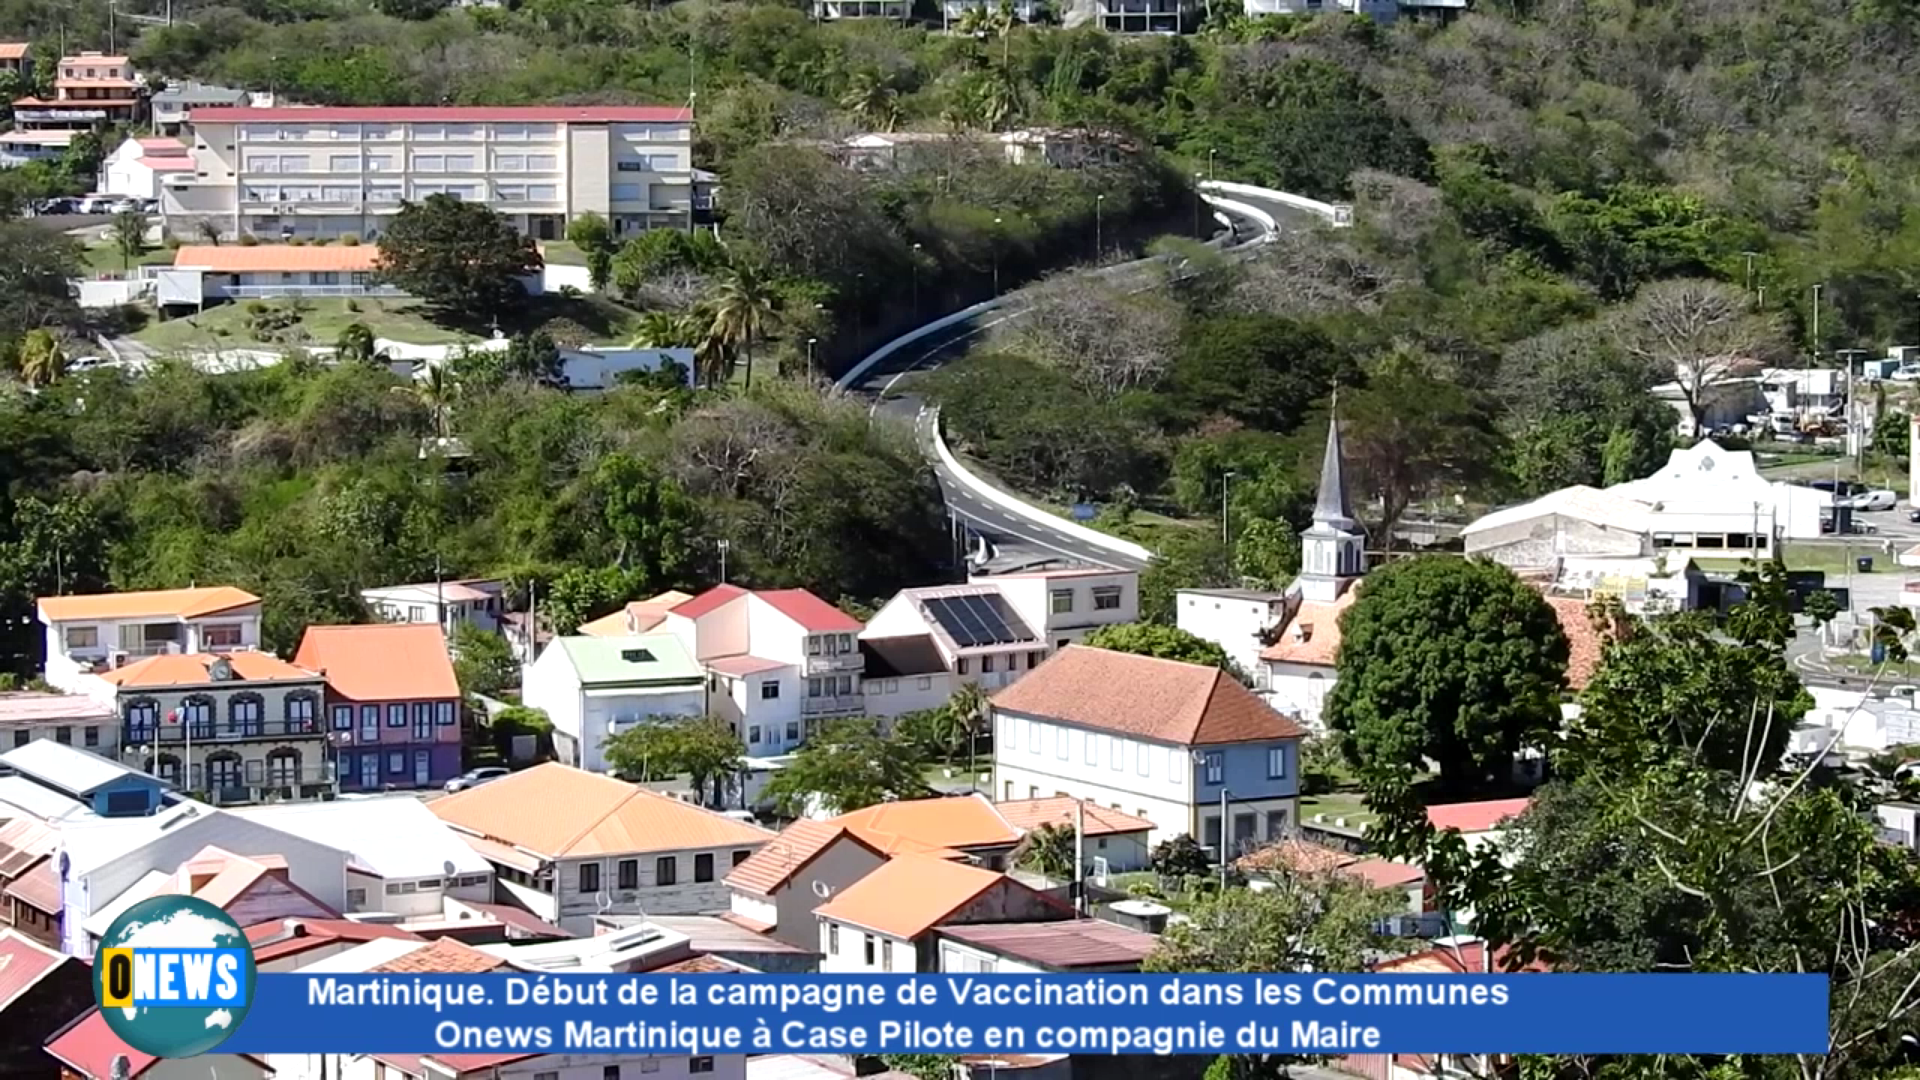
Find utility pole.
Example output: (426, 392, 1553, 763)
(1221, 470, 1237, 550)
(1094, 194, 1103, 263)
(1073, 798, 1086, 915)
(1192, 172, 1203, 238)
(991, 216, 1002, 296)
(1217, 787, 1230, 890)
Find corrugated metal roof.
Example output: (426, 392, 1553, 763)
(937, 919, 1158, 969)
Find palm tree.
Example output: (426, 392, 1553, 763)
(17, 329, 62, 388)
(946, 681, 990, 785)
(1013, 823, 1076, 882)
(629, 311, 685, 349)
(706, 261, 780, 392)
(336, 322, 377, 366)
(395, 363, 458, 437)
(839, 71, 901, 132)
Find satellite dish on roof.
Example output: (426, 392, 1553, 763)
(811, 879, 833, 899)
(443, 859, 456, 877)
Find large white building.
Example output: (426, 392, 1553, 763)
(163, 104, 699, 242)
(1464, 440, 1831, 570)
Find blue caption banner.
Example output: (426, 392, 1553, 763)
(219, 974, 1831, 1056)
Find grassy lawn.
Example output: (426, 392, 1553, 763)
(135, 293, 646, 353)
(80, 241, 173, 277)
(1828, 653, 1920, 681)
(1300, 791, 1376, 828)
(136, 297, 469, 351)
(538, 240, 588, 267)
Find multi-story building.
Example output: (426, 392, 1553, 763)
(1089, 0, 1186, 33)
(37, 585, 265, 693)
(292, 623, 463, 791)
(0, 692, 116, 756)
(360, 577, 506, 638)
(102, 135, 194, 201)
(149, 80, 248, 135)
(0, 43, 31, 79)
(0, 130, 75, 169)
(165, 104, 699, 242)
(813, 0, 907, 18)
(13, 52, 140, 133)
(429, 762, 771, 935)
(97, 652, 333, 804)
(857, 569, 1139, 721)
(658, 585, 867, 755)
(522, 633, 706, 774)
(989, 644, 1304, 852)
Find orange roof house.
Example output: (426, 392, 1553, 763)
(830, 793, 1022, 861)
(1426, 798, 1531, 836)
(813, 855, 1071, 960)
(171, 244, 383, 274)
(37, 585, 259, 624)
(993, 645, 1304, 747)
(432, 765, 771, 933)
(294, 623, 460, 701)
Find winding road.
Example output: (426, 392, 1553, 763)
(839, 185, 1339, 574)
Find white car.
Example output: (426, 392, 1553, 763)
(1843, 489, 1898, 512)
(443, 766, 509, 792)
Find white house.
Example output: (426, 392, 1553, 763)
(360, 578, 505, 637)
(430, 762, 771, 935)
(37, 586, 264, 694)
(0, 691, 118, 757)
(1466, 441, 1831, 570)
(725, 818, 895, 953)
(990, 646, 1304, 853)
(234, 796, 494, 917)
(857, 568, 1139, 722)
(657, 585, 867, 756)
(1176, 588, 1292, 677)
(102, 135, 193, 201)
(521, 633, 705, 774)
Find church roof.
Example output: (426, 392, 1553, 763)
(1312, 398, 1355, 531)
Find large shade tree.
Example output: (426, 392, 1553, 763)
(375, 195, 543, 321)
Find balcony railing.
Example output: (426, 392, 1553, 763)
(801, 694, 866, 716)
(124, 719, 324, 745)
(215, 285, 409, 299)
(805, 654, 865, 677)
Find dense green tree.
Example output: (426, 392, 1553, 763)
(1325, 556, 1570, 796)
(1168, 315, 1354, 433)
(543, 565, 635, 636)
(1013, 822, 1077, 880)
(1144, 865, 1399, 973)
(1148, 833, 1213, 878)
(1083, 621, 1238, 674)
(110, 209, 148, 271)
(601, 714, 745, 806)
(451, 621, 520, 700)
(1337, 351, 1505, 546)
(565, 212, 615, 292)
(375, 196, 542, 320)
(761, 715, 932, 816)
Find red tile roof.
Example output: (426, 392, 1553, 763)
(1426, 798, 1531, 834)
(98, 651, 318, 689)
(1258, 590, 1358, 667)
(173, 244, 383, 274)
(992, 646, 1304, 746)
(937, 919, 1158, 969)
(668, 584, 748, 620)
(1343, 857, 1425, 889)
(0, 43, 27, 60)
(45, 1009, 158, 1079)
(755, 589, 863, 633)
(814, 855, 1016, 940)
(190, 105, 693, 124)
(138, 157, 194, 171)
(293, 623, 459, 701)
(0, 929, 72, 1009)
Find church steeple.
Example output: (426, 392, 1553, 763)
(1297, 393, 1364, 604)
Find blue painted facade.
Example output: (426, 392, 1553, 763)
(85, 772, 169, 817)
(1191, 738, 1299, 803)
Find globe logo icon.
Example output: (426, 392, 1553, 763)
(94, 895, 257, 1058)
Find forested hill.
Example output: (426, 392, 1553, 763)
(7, 0, 1898, 347)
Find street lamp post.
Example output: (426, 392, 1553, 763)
(911, 242, 923, 319)
(1192, 172, 1203, 238)
(992, 216, 1003, 296)
(1094, 194, 1104, 262)
(1221, 469, 1237, 550)
(1208, 147, 1216, 181)
(807, 336, 818, 379)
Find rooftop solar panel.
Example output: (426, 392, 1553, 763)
(922, 592, 1035, 648)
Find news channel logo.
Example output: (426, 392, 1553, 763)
(94, 895, 258, 1058)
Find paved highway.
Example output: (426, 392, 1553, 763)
(848, 189, 1325, 574)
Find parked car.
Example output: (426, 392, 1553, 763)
(77, 195, 114, 215)
(107, 199, 140, 215)
(443, 766, 510, 793)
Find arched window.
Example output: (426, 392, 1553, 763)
(123, 697, 161, 745)
(181, 694, 217, 740)
(284, 690, 319, 734)
(155, 753, 182, 787)
(228, 692, 264, 738)
(266, 748, 301, 787)
(206, 752, 243, 793)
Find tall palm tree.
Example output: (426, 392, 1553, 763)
(707, 261, 781, 393)
(17, 329, 63, 388)
(946, 680, 991, 786)
(404, 363, 457, 438)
